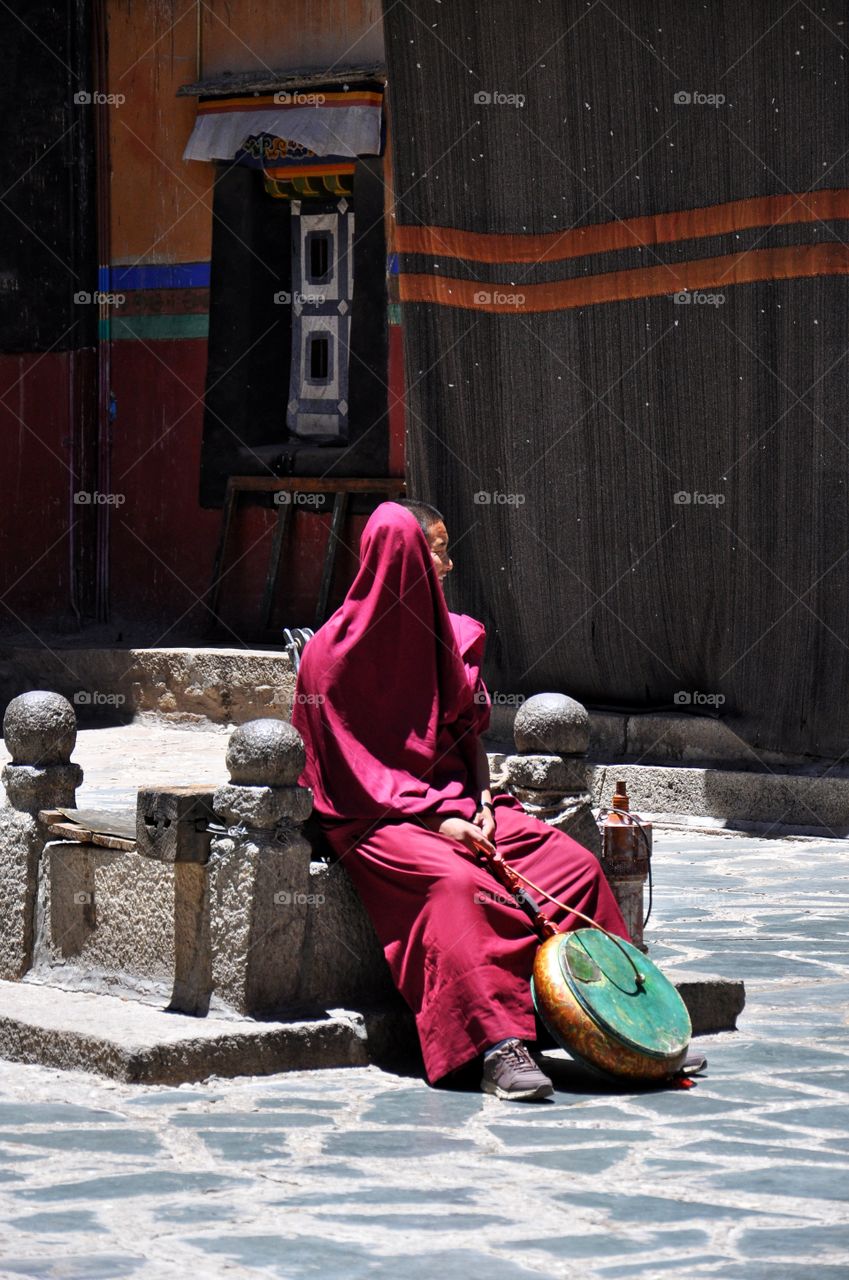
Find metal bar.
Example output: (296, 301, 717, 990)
(315, 492, 349, 628)
(261, 501, 292, 630)
(207, 481, 238, 625)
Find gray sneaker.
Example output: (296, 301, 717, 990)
(481, 1039, 555, 1101)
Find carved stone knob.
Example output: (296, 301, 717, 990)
(3, 691, 77, 766)
(513, 692, 589, 756)
(225, 718, 306, 787)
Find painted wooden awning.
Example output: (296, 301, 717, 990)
(180, 68, 384, 198)
(183, 87, 383, 163)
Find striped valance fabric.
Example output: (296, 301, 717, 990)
(183, 89, 383, 163)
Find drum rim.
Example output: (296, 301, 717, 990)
(551, 930, 691, 1061)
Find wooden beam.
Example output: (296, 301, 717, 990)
(177, 63, 386, 98)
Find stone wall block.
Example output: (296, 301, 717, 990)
(212, 784, 313, 831)
(0, 692, 82, 978)
(503, 754, 588, 792)
(509, 693, 600, 855)
(207, 719, 315, 1014)
(207, 832, 312, 1014)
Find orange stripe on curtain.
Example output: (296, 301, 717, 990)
(398, 244, 849, 313)
(393, 191, 849, 265)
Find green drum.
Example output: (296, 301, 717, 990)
(531, 928, 692, 1082)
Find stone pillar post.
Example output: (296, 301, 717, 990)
(209, 718, 313, 1015)
(0, 692, 83, 978)
(503, 692, 601, 855)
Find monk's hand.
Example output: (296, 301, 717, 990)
(436, 817, 496, 858)
(473, 803, 496, 844)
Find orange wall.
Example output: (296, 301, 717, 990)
(201, 0, 384, 77)
(107, 2, 212, 265)
(106, 0, 384, 265)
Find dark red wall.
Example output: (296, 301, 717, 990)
(0, 353, 76, 624)
(1, 339, 371, 642)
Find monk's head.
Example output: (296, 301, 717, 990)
(398, 499, 454, 584)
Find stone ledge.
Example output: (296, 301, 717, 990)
(592, 764, 849, 836)
(0, 973, 740, 1085)
(0, 647, 296, 727)
(673, 976, 746, 1035)
(589, 710, 833, 770)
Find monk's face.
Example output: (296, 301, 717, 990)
(426, 520, 453, 584)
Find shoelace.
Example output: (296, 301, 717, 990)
(497, 1040, 532, 1070)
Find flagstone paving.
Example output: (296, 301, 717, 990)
(0, 827, 846, 1278)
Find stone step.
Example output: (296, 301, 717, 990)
(0, 979, 410, 1085)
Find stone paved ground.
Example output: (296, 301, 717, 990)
(0, 824, 846, 1279)
(0, 721, 233, 812)
(1, 725, 848, 1277)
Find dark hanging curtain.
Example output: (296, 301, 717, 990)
(383, 0, 849, 760)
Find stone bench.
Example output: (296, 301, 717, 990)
(0, 690, 743, 1066)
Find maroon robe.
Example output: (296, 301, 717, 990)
(292, 502, 628, 1083)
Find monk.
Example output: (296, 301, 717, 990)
(292, 500, 629, 1100)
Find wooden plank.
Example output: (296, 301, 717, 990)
(47, 822, 135, 852)
(48, 829, 136, 849)
(57, 808, 136, 840)
(48, 822, 93, 843)
(91, 833, 136, 852)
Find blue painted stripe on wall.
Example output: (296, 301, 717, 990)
(98, 262, 211, 291)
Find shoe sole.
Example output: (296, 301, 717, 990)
(481, 1079, 555, 1102)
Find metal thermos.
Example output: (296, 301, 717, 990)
(600, 781, 651, 951)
